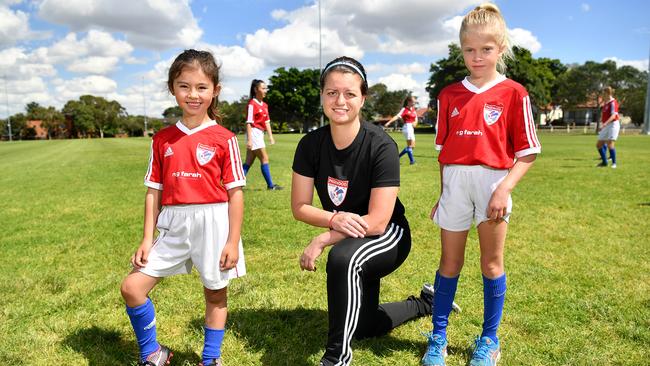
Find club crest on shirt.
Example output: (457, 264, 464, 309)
(196, 143, 216, 165)
(483, 103, 503, 126)
(327, 176, 348, 207)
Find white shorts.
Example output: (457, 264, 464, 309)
(433, 165, 512, 231)
(247, 126, 266, 151)
(402, 123, 415, 141)
(598, 121, 620, 141)
(139, 203, 246, 290)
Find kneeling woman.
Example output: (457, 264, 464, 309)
(291, 56, 432, 366)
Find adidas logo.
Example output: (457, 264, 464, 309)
(164, 146, 174, 157)
(451, 107, 460, 117)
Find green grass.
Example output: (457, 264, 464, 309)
(0, 132, 649, 365)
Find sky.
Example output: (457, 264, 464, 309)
(0, 0, 648, 119)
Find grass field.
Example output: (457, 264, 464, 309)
(0, 132, 649, 365)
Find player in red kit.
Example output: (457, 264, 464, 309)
(596, 86, 620, 168)
(121, 49, 245, 366)
(385, 95, 419, 164)
(422, 4, 540, 366)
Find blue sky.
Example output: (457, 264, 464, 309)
(0, 0, 648, 119)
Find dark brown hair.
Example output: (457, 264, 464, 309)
(167, 49, 221, 121)
(320, 56, 368, 95)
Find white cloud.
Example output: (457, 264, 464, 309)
(365, 62, 428, 75)
(53, 75, 117, 104)
(603, 57, 649, 72)
(0, 5, 49, 46)
(38, 0, 202, 50)
(376, 73, 429, 107)
(509, 28, 542, 54)
(38, 30, 133, 68)
(581, 3, 591, 12)
(67, 56, 121, 74)
(201, 44, 265, 78)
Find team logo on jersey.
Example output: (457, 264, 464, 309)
(451, 107, 460, 118)
(196, 143, 216, 165)
(164, 146, 174, 157)
(327, 176, 348, 207)
(483, 103, 503, 125)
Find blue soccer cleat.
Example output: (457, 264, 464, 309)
(421, 333, 448, 366)
(469, 336, 501, 366)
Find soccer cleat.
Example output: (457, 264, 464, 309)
(199, 358, 223, 366)
(421, 283, 461, 313)
(596, 162, 608, 167)
(469, 336, 501, 366)
(138, 345, 173, 366)
(421, 333, 448, 366)
(267, 184, 284, 190)
(611, 164, 617, 169)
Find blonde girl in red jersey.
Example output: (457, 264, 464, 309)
(422, 4, 540, 366)
(120, 49, 246, 366)
(385, 95, 419, 164)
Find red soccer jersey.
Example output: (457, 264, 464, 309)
(435, 76, 541, 169)
(601, 97, 619, 122)
(144, 121, 246, 205)
(246, 98, 270, 131)
(398, 106, 418, 124)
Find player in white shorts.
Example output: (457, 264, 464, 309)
(422, 4, 541, 366)
(385, 95, 419, 165)
(242, 79, 283, 190)
(120, 49, 246, 366)
(596, 86, 620, 168)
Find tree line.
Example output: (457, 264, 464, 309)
(2, 43, 647, 140)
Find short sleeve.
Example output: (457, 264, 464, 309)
(144, 137, 163, 190)
(222, 135, 246, 190)
(434, 94, 448, 151)
(371, 137, 400, 188)
(397, 107, 407, 118)
(510, 92, 541, 158)
(292, 133, 316, 178)
(246, 103, 254, 123)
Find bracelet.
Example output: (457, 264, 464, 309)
(328, 212, 339, 229)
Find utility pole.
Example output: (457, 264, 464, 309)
(3, 75, 11, 141)
(142, 76, 148, 137)
(641, 43, 650, 135)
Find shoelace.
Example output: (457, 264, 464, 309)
(423, 332, 446, 357)
(472, 337, 491, 360)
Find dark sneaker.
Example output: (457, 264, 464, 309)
(139, 345, 173, 366)
(469, 336, 501, 366)
(596, 162, 608, 167)
(421, 283, 461, 313)
(267, 184, 284, 190)
(199, 358, 223, 366)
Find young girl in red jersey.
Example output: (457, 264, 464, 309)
(422, 4, 540, 366)
(242, 79, 283, 190)
(385, 95, 419, 165)
(120, 49, 246, 366)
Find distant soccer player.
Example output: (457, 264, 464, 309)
(120, 49, 246, 366)
(242, 79, 283, 189)
(596, 86, 620, 168)
(422, 4, 541, 366)
(385, 95, 419, 164)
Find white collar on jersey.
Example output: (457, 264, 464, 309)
(462, 74, 507, 94)
(175, 120, 217, 135)
(253, 98, 264, 105)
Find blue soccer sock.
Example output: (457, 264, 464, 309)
(481, 273, 507, 343)
(125, 298, 160, 361)
(598, 145, 608, 165)
(260, 163, 275, 188)
(406, 147, 415, 164)
(399, 147, 408, 157)
(242, 163, 250, 176)
(432, 271, 460, 340)
(609, 148, 616, 164)
(202, 326, 225, 363)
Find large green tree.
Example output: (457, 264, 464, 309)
(24, 102, 65, 139)
(63, 95, 127, 138)
(219, 96, 248, 133)
(266, 67, 321, 133)
(426, 43, 467, 106)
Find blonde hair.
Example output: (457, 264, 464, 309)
(603, 86, 614, 97)
(460, 3, 513, 73)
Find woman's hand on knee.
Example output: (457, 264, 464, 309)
(330, 211, 368, 238)
(300, 235, 326, 271)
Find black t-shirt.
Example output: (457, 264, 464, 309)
(292, 121, 405, 222)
